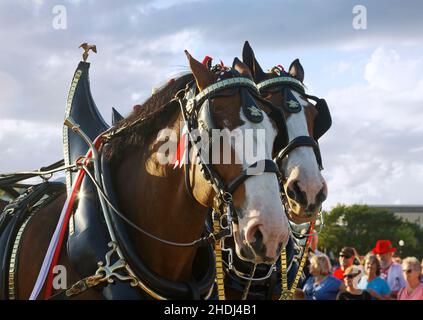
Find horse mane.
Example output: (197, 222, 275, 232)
(106, 73, 194, 161)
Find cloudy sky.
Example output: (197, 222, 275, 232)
(0, 0, 422, 209)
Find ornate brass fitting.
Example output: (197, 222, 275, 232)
(79, 43, 97, 62)
(95, 242, 139, 287)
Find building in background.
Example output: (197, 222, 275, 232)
(369, 205, 423, 229)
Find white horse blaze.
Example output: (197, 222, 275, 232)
(284, 90, 326, 207)
(229, 110, 289, 260)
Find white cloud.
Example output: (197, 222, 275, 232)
(0, 71, 21, 111)
(145, 29, 204, 55)
(131, 92, 142, 101)
(150, 0, 205, 10)
(336, 60, 352, 73)
(325, 155, 423, 208)
(327, 47, 423, 130)
(135, 0, 205, 15)
(0, 119, 62, 172)
(322, 47, 423, 209)
(364, 47, 422, 91)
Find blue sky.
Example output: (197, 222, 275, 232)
(0, 0, 422, 209)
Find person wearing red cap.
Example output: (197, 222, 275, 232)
(372, 240, 406, 298)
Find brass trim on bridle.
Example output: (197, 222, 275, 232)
(194, 77, 259, 105)
(8, 213, 35, 300)
(257, 76, 305, 93)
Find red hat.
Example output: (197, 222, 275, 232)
(372, 240, 396, 254)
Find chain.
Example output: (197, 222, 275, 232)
(279, 222, 314, 300)
(212, 210, 226, 300)
(241, 264, 257, 300)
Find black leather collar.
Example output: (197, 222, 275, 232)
(101, 145, 217, 299)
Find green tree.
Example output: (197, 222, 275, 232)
(318, 204, 423, 260)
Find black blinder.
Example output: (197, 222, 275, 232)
(283, 87, 302, 113)
(259, 97, 289, 151)
(197, 99, 216, 133)
(241, 89, 263, 123)
(313, 98, 332, 140)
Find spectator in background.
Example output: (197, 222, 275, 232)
(337, 265, 371, 300)
(372, 240, 406, 298)
(358, 253, 391, 300)
(302, 254, 344, 300)
(393, 256, 402, 264)
(333, 247, 356, 281)
(310, 230, 324, 256)
(397, 257, 423, 300)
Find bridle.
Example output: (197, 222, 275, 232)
(258, 75, 324, 172)
(177, 70, 281, 224)
(257, 74, 330, 228)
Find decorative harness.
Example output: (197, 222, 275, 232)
(30, 68, 283, 300)
(3, 63, 330, 301)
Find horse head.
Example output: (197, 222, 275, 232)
(185, 51, 289, 264)
(242, 41, 331, 224)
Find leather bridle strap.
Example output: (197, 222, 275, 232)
(227, 159, 279, 194)
(275, 136, 323, 170)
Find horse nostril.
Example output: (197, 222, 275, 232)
(287, 180, 307, 206)
(315, 187, 327, 204)
(307, 203, 316, 213)
(252, 228, 263, 244)
(246, 225, 262, 244)
(250, 228, 266, 257)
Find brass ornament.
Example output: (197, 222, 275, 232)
(248, 105, 262, 117)
(79, 43, 97, 62)
(287, 99, 300, 109)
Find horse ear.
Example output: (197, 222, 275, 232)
(185, 50, 214, 91)
(289, 58, 305, 82)
(242, 41, 266, 82)
(232, 57, 253, 80)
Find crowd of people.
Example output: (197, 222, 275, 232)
(299, 238, 423, 300)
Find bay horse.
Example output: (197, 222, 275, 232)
(4, 51, 290, 299)
(220, 42, 332, 300)
(242, 41, 331, 224)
